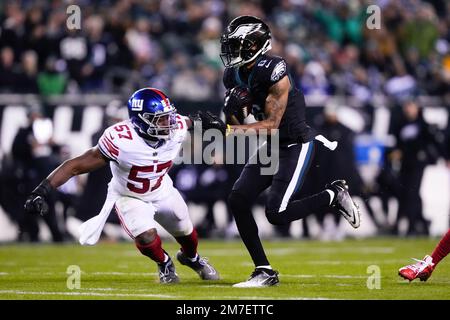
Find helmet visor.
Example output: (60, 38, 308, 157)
(138, 109, 177, 139)
(220, 35, 242, 67)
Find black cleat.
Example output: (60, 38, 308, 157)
(233, 268, 279, 288)
(176, 250, 220, 280)
(158, 255, 179, 284)
(326, 180, 360, 228)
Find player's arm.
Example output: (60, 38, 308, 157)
(47, 147, 107, 187)
(24, 147, 108, 215)
(228, 76, 289, 134)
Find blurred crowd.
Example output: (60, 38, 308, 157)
(0, 99, 449, 242)
(0, 0, 450, 242)
(0, 0, 449, 101)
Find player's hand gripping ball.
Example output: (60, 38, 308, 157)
(223, 86, 253, 124)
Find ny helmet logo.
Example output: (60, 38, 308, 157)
(131, 99, 144, 111)
(161, 98, 171, 111)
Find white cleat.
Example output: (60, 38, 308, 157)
(327, 180, 361, 228)
(232, 268, 279, 288)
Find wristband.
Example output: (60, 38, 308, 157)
(225, 124, 232, 137)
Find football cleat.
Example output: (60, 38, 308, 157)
(232, 268, 279, 288)
(176, 250, 220, 280)
(157, 255, 179, 284)
(399, 255, 435, 282)
(326, 180, 361, 228)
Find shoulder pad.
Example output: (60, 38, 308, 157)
(254, 56, 287, 86)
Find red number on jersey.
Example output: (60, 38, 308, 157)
(126, 161, 173, 194)
(176, 115, 184, 129)
(114, 124, 133, 140)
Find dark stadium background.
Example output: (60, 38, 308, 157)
(0, 0, 449, 243)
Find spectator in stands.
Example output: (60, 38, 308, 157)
(37, 56, 67, 95)
(11, 106, 63, 242)
(0, 47, 18, 92)
(16, 50, 39, 93)
(390, 99, 444, 236)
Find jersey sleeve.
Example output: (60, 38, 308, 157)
(97, 127, 119, 161)
(255, 56, 288, 89)
(175, 114, 188, 140)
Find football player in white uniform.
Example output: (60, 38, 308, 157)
(25, 87, 220, 284)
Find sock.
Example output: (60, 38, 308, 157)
(189, 254, 199, 262)
(431, 229, 450, 265)
(256, 265, 272, 270)
(135, 234, 165, 264)
(175, 229, 198, 259)
(229, 191, 271, 267)
(325, 189, 335, 205)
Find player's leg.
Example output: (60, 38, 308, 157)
(154, 186, 219, 280)
(431, 229, 450, 264)
(228, 154, 277, 287)
(265, 141, 360, 228)
(114, 197, 178, 284)
(399, 229, 450, 281)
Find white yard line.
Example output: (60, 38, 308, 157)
(323, 275, 367, 279)
(218, 295, 336, 300)
(91, 272, 157, 276)
(280, 274, 316, 278)
(0, 290, 177, 299)
(307, 259, 406, 265)
(176, 247, 395, 257)
(281, 273, 366, 279)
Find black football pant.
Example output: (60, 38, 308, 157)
(228, 141, 332, 267)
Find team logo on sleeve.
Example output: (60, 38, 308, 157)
(271, 61, 286, 82)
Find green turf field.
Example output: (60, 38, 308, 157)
(0, 238, 449, 300)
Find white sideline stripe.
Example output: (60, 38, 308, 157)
(0, 290, 176, 298)
(0, 272, 8, 275)
(279, 141, 310, 212)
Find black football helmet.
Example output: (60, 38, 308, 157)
(220, 15, 271, 68)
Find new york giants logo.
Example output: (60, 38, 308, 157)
(161, 98, 171, 111)
(131, 99, 144, 111)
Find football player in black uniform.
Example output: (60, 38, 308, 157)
(197, 16, 360, 287)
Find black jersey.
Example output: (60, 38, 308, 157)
(223, 54, 315, 145)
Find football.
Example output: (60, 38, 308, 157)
(226, 86, 253, 124)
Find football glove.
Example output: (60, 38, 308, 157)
(197, 111, 227, 135)
(223, 86, 253, 119)
(24, 179, 52, 216)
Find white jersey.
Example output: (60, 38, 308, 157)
(97, 115, 188, 201)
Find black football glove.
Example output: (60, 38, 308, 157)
(24, 179, 52, 216)
(223, 86, 253, 117)
(187, 112, 201, 131)
(197, 111, 227, 135)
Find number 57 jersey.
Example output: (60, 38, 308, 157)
(97, 116, 187, 202)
